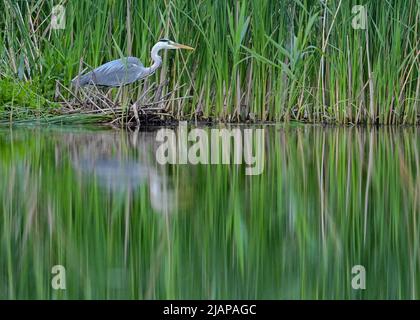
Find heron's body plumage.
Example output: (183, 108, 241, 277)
(73, 57, 146, 87)
(71, 39, 193, 88)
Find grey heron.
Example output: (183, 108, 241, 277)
(71, 39, 194, 87)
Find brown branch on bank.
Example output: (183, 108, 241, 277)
(55, 80, 191, 126)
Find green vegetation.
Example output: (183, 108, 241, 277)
(1, 125, 419, 299)
(0, 0, 419, 124)
(0, 79, 46, 108)
(0, 78, 64, 122)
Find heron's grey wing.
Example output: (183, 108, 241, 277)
(74, 57, 144, 87)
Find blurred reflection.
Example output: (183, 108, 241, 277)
(2, 125, 420, 299)
(65, 128, 178, 215)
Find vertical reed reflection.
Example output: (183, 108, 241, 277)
(0, 125, 419, 299)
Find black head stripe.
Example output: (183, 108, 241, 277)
(159, 38, 170, 42)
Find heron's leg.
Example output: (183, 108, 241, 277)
(131, 102, 140, 126)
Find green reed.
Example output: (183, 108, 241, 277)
(0, 0, 419, 124)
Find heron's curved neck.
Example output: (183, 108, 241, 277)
(144, 44, 163, 77)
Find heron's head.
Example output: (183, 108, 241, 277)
(156, 38, 195, 51)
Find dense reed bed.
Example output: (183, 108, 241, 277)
(1, 125, 419, 298)
(0, 0, 419, 124)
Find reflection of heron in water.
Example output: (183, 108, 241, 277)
(66, 130, 177, 215)
(75, 157, 175, 214)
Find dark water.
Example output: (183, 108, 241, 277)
(0, 125, 419, 299)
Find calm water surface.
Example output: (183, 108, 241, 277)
(0, 124, 419, 299)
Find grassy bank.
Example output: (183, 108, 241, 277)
(0, 0, 419, 125)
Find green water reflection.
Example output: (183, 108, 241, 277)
(0, 125, 419, 299)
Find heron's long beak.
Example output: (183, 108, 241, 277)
(174, 43, 195, 50)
